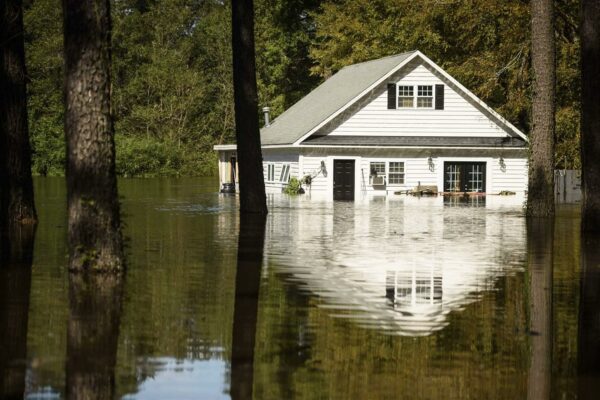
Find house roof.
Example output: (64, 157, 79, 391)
(259, 51, 528, 147)
(301, 135, 527, 148)
(260, 51, 417, 145)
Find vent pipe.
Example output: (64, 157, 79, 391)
(262, 106, 271, 127)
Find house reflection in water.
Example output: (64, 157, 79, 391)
(265, 195, 526, 337)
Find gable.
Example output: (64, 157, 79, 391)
(307, 58, 520, 141)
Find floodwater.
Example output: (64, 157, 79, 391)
(1, 177, 598, 399)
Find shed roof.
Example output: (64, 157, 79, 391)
(260, 51, 417, 145)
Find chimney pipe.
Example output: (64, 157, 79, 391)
(262, 106, 271, 127)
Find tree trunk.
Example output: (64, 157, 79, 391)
(526, 219, 553, 400)
(230, 213, 267, 400)
(0, 0, 37, 238)
(527, 0, 556, 218)
(580, 1, 600, 232)
(66, 274, 123, 400)
(62, 0, 124, 272)
(231, 0, 268, 215)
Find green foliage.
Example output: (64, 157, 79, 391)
(283, 177, 304, 195)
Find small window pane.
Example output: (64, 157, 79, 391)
(417, 85, 433, 108)
(418, 85, 432, 96)
(417, 97, 433, 108)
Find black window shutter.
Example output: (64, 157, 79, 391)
(387, 83, 396, 109)
(435, 84, 444, 110)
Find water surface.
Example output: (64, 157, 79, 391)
(0, 177, 595, 399)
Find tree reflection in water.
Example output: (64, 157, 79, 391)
(0, 225, 35, 399)
(66, 273, 124, 400)
(578, 233, 600, 398)
(230, 213, 267, 400)
(526, 219, 553, 400)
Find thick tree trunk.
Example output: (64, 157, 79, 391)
(231, 0, 268, 215)
(62, 0, 124, 272)
(66, 274, 123, 400)
(0, 0, 37, 236)
(577, 234, 600, 399)
(230, 213, 267, 400)
(526, 219, 553, 400)
(527, 0, 556, 218)
(0, 229, 35, 399)
(580, 1, 600, 232)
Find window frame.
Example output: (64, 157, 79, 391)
(279, 164, 290, 183)
(388, 161, 405, 185)
(266, 163, 275, 182)
(416, 85, 434, 109)
(397, 85, 414, 108)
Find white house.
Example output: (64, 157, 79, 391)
(215, 50, 528, 200)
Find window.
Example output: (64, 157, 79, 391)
(370, 162, 385, 177)
(388, 162, 405, 184)
(267, 163, 275, 181)
(417, 85, 433, 108)
(279, 164, 290, 183)
(397, 85, 414, 108)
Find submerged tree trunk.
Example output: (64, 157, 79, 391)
(526, 219, 553, 400)
(0, 0, 37, 237)
(580, 1, 600, 232)
(62, 0, 124, 272)
(0, 227, 35, 399)
(230, 213, 267, 399)
(527, 0, 556, 218)
(231, 0, 268, 215)
(66, 274, 123, 400)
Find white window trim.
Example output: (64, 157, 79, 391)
(266, 163, 275, 182)
(396, 84, 436, 110)
(279, 164, 290, 183)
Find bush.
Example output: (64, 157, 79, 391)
(283, 177, 305, 195)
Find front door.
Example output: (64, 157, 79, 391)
(444, 162, 486, 193)
(333, 160, 355, 200)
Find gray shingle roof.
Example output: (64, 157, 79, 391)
(260, 51, 416, 145)
(301, 135, 527, 148)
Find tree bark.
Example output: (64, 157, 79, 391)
(527, 0, 556, 218)
(231, 0, 268, 214)
(526, 218, 553, 400)
(230, 213, 267, 400)
(62, 0, 124, 272)
(580, 1, 600, 232)
(0, 0, 37, 238)
(66, 274, 123, 400)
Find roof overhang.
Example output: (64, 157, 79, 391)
(213, 144, 237, 151)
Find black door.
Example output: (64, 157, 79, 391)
(444, 162, 486, 193)
(333, 160, 355, 200)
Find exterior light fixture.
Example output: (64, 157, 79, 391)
(499, 156, 506, 172)
(428, 156, 435, 172)
(320, 160, 328, 177)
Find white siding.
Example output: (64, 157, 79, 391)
(489, 157, 528, 193)
(327, 60, 509, 138)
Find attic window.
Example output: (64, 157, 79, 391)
(417, 85, 433, 108)
(397, 86, 414, 108)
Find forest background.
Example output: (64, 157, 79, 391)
(24, 0, 579, 177)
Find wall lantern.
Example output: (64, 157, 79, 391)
(499, 156, 506, 172)
(320, 160, 328, 177)
(428, 156, 435, 172)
